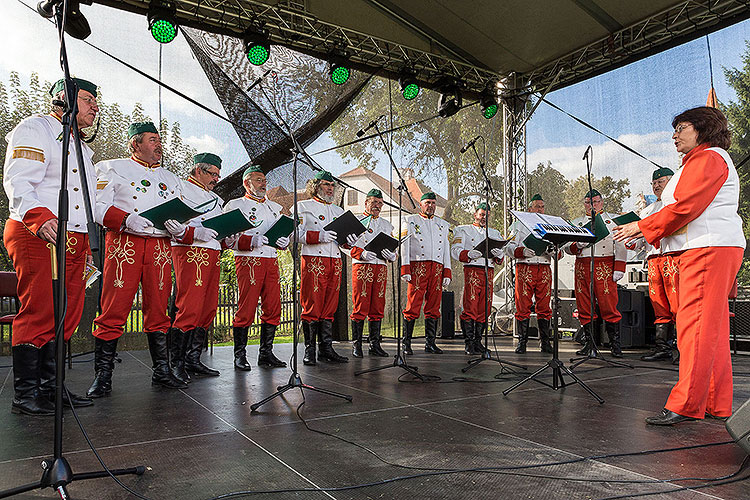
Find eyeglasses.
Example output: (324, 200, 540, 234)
(674, 123, 692, 134)
(78, 96, 98, 106)
(205, 170, 221, 179)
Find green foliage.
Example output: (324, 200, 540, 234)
(528, 161, 571, 219)
(565, 175, 631, 219)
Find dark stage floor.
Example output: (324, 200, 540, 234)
(1, 337, 749, 500)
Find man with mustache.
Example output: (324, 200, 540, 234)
(224, 165, 289, 371)
(88, 121, 187, 397)
(162, 153, 227, 383)
(3, 78, 98, 414)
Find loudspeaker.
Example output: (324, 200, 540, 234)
(440, 291, 455, 338)
(726, 398, 750, 455)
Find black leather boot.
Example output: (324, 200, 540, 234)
(575, 323, 593, 356)
(642, 323, 672, 361)
(258, 323, 286, 367)
(351, 320, 364, 358)
(424, 318, 442, 354)
(87, 337, 118, 398)
(606, 321, 623, 358)
(368, 320, 388, 357)
(318, 319, 349, 363)
(39, 341, 93, 408)
(233, 326, 252, 371)
(538, 318, 553, 353)
(185, 327, 220, 376)
(147, 332, 188, 389)
(473, 321, 488, 354)
(461, 318, 476, 354)
(303, 321, 317, 366)
(11, 345, 54, 416)
(169, 328, 191, 384)
(403, 318, 415, 355)
(515, 319, 529, 354)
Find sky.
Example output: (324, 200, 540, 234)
(3, 1, 750, 212)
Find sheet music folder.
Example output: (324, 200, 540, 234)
(364, 232, 400, 255)
(323, 210, 367, 246)
(472, 237, 509, 258)
(140, 198, 206, 230)
(511, 210, 596, 244)
(201, 209, 257, 240)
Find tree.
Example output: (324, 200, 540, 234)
(527, 161, 571, 219)
(564, 175, 631, 219)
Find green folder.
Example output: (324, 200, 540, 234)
(201, 209, 256, 240)
(264, 215, 295, 248)
(140, 198, 203, 230)
(523, 234, 550, 256)
(612, 211, 640, 225)
(583, 214, 609, 243)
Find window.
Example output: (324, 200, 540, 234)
(347, 190, 358, 206)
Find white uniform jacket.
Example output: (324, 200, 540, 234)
(4, 114, 96, 234)
(565, 212, 627, 270)
(95, 157, 183, 237)
(297, 197, 345, 259)
(504, 221, 553, 265)
(630, 201, 663, 259)
(450, 223, 504, 268)
(171, 177, 224, 251)
(350, 214, 394, 266)
(400, 213, 452, 277)
(224, 194, 284, 258)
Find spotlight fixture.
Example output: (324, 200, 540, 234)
(398, 73, 420, 100)
(329, 62, 350, 85)
(243, 27, 271, 66)
(148, 1, 178, 44)
(436, 78, 462, 118)
(479, 87, 499, 119)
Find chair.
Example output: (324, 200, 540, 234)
(0, 271, 19, 355)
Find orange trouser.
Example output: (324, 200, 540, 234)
(300, 255, 342, 322)
(574, 256, 621, 324)
(647, 255, 679, 324)
(172, 246, 220, 331)
(351, 263, 388, 321)
(233, 255, 281, 327)
(403, 260, 443, 320)
(93, 233, 173, 340)
(4, 219, 88, 347)
(461, 266, 494, 322)
(513, 263, 551, 321)
(665, 246, 743, 419)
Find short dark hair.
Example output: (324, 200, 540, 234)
(672, 106, 731, 150)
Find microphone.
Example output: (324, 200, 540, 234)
(356, 115, 385, 137)
(37, 0, 92, 40)
(460, 135, 481, 154)
(582, 145, 592, 161)
(246, 69, 273, 92)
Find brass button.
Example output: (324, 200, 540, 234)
(72, 169, 77, 173)
(73, 187, 79, 191)
(134, 208, 139, 212)
(131, 182, 135, 186)
(133, 196, 137, 199)
(75, 205, 79, 209)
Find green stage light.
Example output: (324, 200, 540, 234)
(148, 3, 178, 44)
(330, 63, 350, 85)
(480, 88, 499, 119)
(482, 103, 498, 119)
(244, 28, 271, 66)
(399, 73, 420, 100)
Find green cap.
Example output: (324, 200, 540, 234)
(420, 192, 437, 201)
(314, 170, 334, 182)
(128, 121, 158, 138)
(584, 189, 601, 199)
(193, 153, 221, 169)
(652, 167, 674, 181)
(476, 202, 489, 211)
(242, 164, 263, 180)
(49, 78, 97, 98)
(530, 194, 543, 202)
(366, 188, 383, 198)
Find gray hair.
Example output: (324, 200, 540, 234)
(51, 91, 65, 115)
(191, 162, 218, 177)
(128, 132, 147, 155)
(305, 178, 323, 199)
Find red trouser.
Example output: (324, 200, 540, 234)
(4, 219, 88, 347)
(234, 255, 281, 327)
(513, 263, 552, 321)
(351, 263, 388, 321)
(574, 256, 621, 324)
(647, 255, 679, 324)
(460, 266, 494, 322)
(300, 255, 342, 322)
(93, 233, 173, 340)
(403, 260, 443, 320)
(665, 246, 742, 419)
(172, 246, 220, 331)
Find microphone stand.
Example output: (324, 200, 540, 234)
(355, 121, 424, 381)
(462, 139, 525, 374)
(250, 77, 352, 412)
(0, 2, 146, 498)
(569, 146, 631, 370)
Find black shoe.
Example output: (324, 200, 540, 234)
(538, 318, 553, 353)
(575, 323, 593, 356)
(318, 319, 348, 363)
(645, 408, 697, 426)
(38, 341, 93, 408)
(641, 349, 672, 361)
(258, 323, 286, 368)
(303, 321, 317, 366)
(11, 345, 55, 416)
(168, 328, 191, 384)
(233, 326, 252, 371)
(461, 318, 476, 355)
(185, 328, 220, 376)
(473, 321, 489, 354)
(705, 412, 730, 421)
(514, 318, 529, 354)
(368, 321, 388, 357)
(147, 332, 188, 389)
(87, 338, 118, 398)
(403, 318, 415, 355)
(351, 320, 364, 358)
(642, 323, 672, 361)
(606, 321, 623, 358)
(424, 318, 442, 354)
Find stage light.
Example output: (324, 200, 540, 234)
(399, 74, 420, 100)
(480, 90, 499, 119)
(436, 78, 462, 118)
(148, 1, 178, 44)
(243, 28, 271, 66)
(329, 63, 350, 85)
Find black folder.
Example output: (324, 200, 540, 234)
(473, 237, 509, 258)
(323, 210, 367, 246)
(364, 232, 399, 256)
